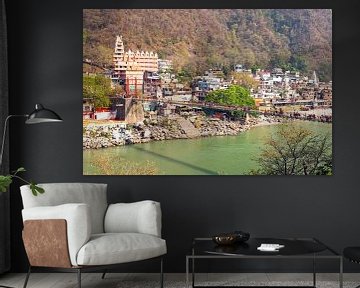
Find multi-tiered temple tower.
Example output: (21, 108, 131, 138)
(113, 35, 159, 96)
(113, 35, 125, 64)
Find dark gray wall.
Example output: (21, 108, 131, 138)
(5, 0, 360, 273)
(0, 0, 10, 274)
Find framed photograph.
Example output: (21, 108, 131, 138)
(83, 9, 332, 175)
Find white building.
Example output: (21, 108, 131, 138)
(158, 59, 172, 72)
(234, 64, 244, 72)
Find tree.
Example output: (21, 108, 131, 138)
(83, 75, 112, 108)
(113, 83, 124, 96)
(251, 124, 332, 175)
(289, 55, 307, 72)
(222, 65, 231, 77)
(177, 64, 197, 85)
(206, 85, 255, 107)
(317, 62, 332, 82)
(85, 154, 159, 175)
(269, 50, 291, 71)
(95, 45, 113, 67)
(231, 72, 259, 90)
(83, 29, 88, 46)
(83, 9, 332, 81)
(251, 65, 261, 75)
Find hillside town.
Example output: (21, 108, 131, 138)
(83, 35, 332, 149)
(84, 36, 332, 119)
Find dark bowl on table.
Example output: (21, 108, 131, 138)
(212, 231, 250, 245)
(212, 234, 238, 245)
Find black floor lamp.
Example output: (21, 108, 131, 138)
(0, 103, 62, 288)
(0, 103, 63, 167)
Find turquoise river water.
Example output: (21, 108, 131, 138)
(83, 121, 332, 175)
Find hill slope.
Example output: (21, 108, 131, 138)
(83, 9, 332, 81)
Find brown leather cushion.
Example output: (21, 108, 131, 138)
(23, 219, 71, 268)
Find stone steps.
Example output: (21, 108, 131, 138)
(176, 118, 200, 138)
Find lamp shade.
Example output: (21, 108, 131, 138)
(25, 104, 63, 124)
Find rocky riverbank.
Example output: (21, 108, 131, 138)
(83, 115, 282, 149)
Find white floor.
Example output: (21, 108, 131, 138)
(0, 273, 359, 288)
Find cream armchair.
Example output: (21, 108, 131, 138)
(20, 183, 166, 288)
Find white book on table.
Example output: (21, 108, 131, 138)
(257, 243, 285, 251)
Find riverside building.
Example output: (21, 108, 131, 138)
(113, 35, 158, 96)
(113, 35, 158, 74)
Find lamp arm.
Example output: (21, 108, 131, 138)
(0, 114, 28, 169)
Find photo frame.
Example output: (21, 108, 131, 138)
(82, 8, 332, 176)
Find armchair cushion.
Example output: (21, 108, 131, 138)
(76, 233, 166, 266)
(104, 200, 162, 237)
(20, 183, 108, 234)
(22, 203, 91, 266)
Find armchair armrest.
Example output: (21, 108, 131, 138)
(104, 200, 162, 237)
(22, 203, 91, 266)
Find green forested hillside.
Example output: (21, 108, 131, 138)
(83, 9, 332, 81)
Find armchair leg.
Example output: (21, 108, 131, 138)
(23, 266, 31, 288)
(77, 268, 81, 288)
(160, 257, 164, 288)
(101, 270, 107, 279)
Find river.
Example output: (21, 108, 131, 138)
(83, 121, 332, 175)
